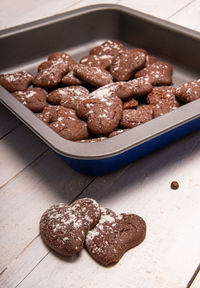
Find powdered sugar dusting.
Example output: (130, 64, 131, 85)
(40, 198, 100, 250)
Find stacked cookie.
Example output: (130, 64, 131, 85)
(0, 40, 200, 142)
(40, 198, 146, 266)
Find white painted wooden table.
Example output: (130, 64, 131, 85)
(0, 1, 200, 287)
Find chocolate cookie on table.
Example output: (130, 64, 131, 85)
(48, 86, 89, 108)
(76, 83, 123, 135)
(73, 64, 113, 87)
(116, 77, 153, 101)
(121, 105, 153, 128)
(40, 106, 89, 141)
(90, 40, 127, 56)
(80, 54, 114, 70)
(147, 86, 179, 117)
(0, 71, 33, 92)
(40, 198, 101, 256)
(85, 207, 146, 266)
(175, 79, 200, 103)
(110, 50, 146, 81)
(135, 62, 173, 86)
(12, 88, 48, 113)
(61, 70, 86, 86)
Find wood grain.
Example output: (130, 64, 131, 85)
(119, 0, 194, 18)
(0, 125, 47, 187)
(168, 0, 200, 29)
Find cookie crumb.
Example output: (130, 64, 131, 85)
(170, 181, 179, 190)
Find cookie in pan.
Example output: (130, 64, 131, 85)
(147, 86, 179, 117)
(116, 77, 152, 101)
(40, 198, 101, 256)
(175, 79, 200, 103)
(80, 54, 114, 70)
(34, 52, 76, 88)
(90, 40, 127, 56)
(48, 86, 89, 108)
(76, 83, 123, 135)
(12, 87, 48, 113)
(61, 70, 86, 86)
(38, 52, 76, 73)
(0, 71, 33, 92)
(145, 55, 157, 67)
(121, 105, 153, 128)
(73, 64, 113, 87)
(110, 50, 146, 81)
(85, 207, 146, 266)
(39, 106, 89, 141)
(135, 62, 173, 86)
(123, 98, 138, 109)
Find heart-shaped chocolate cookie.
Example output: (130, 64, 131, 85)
(76, 83, 123, 135)
(40, 198, 101, 256)
(85, 207, 146, 266)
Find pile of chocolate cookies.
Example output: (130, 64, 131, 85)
(0, 40, 200, 142)
(40, 198, 146, 266)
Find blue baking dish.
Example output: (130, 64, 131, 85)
(0, 4, 200, 175)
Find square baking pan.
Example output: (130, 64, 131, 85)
(0, 4, 200, 176)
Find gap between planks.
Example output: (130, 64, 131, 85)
(0, 148, 49, 190)
(187, 264, 200, 288)
(0, 123, 22, 141)
(166, 0, 196, 19)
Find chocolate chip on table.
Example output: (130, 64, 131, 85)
(170, 181, 179, 190)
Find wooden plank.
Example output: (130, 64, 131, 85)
(118, 0, 193, 19)
(0, 0, 82, 30)
(57, 0, 120, 14)
(0, 103, 21, 139)
(0, 125, 47, 187)
(168, 0, 200, 30)
(2, 131, 200, 288)
(0, 149, 93, 274)
(0, 236, 49, 288)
